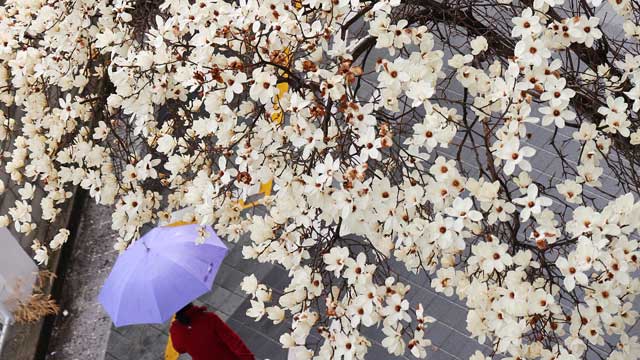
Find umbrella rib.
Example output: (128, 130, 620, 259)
(111, 256, 161, 326)
(155, 243, 226, 265)
(149, 254, 213, 323)
(109, 259, 141, 317)
(154, 251, 215, 286)
(101, 225, 228, 327)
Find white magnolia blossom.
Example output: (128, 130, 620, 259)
(1, 0, 640, 359)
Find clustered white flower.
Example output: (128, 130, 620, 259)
(1, 0, 640, 359)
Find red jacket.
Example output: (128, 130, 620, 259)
(169, 306, 255, 360)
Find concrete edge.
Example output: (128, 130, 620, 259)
(0, 188, 85, 360)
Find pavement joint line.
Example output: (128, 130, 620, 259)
(449, 127, 623, 194)
(439, 148, 618, 200)
(399, 275, 467, 311)
(398, 275, 493, 351)
(112, 125, 618, 360)
(445, 141, 618, 196)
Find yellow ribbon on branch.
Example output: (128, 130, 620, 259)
(166, 4, 301, 358)
(237, 48, 292, 209)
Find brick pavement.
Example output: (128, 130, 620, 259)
(63, 116, 639, 360)
(88, 47, 637, 359)
(73, 111, 638, 360)
(101, 119, 633, 359)
(104, 228, 492, 360)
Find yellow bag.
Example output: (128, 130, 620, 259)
(164, 316, 180, 360)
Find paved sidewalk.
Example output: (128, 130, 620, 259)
(104, 232, 490, 360)
(46, 197, 119, 360)
(39, 193, 491, 360)
(105, 232, 292, 360)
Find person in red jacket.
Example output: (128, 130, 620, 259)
(169, 303, 255, 360)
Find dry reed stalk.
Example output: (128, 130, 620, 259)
(11, 270, 60, 324)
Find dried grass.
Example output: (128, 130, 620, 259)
(12, 294, 59, 323)
(11, 270, 60, 324)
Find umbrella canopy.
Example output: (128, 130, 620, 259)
(99, 224, 227, 327)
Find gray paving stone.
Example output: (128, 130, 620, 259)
(365, 346, 397, 360)
(217, 291, 247, 316)
(139, 325, 166, 346)
(405, 286, 437, 308)
(213, 263, 250, 295)
(199, 285, 234, 311)
(359, 323, 386, 344)
(442, 334, 478, 356)
(225, 318, 281, 359)
(216, 311, 231, 322)
(148, 319, 172, 335)
(113, 324, 143, 339)
(102, 231, 495, 360)
(137, 331, 168, 360)
(105, 353, 120, 360)
(235, 260, 270, 279)
(259, 267, 290, 291)
(429, 348, 458, 360)
(105, 331, 132, 360)
(424, 321, 454, 349)
(229, 296, 253, 322)
(252, 338, 287, 360)
(457, 339, 487, 359)
(249, 317, 290, 342)
(425, 296, 467, 331)
(223, 242, 251, 267)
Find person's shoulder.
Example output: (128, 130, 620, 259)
(193, 305, 208, 311)
(202, 309, 223, 322)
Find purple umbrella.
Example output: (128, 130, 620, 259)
(98, 224, 228, 327)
